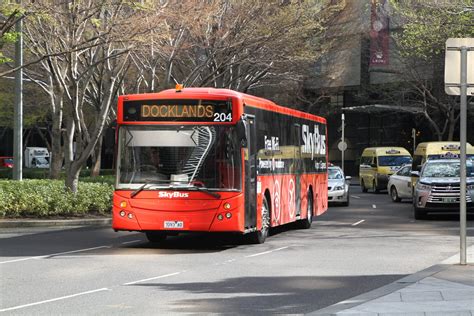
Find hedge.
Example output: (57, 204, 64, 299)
(0, 180, 114, 218)
(0, 168, 115, 180)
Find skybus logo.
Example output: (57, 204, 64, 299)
(302, 124, 326, 160)
(158, 192, 189, 198)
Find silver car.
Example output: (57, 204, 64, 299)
(412, 159, 474, 219)
(387, 164, 412, 202)
(328, 166, 351, 206)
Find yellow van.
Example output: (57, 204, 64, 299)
(359, 147, 412, 193)
(412, 141, 474, 172)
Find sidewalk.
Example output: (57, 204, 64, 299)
(312, 247, 474, 315)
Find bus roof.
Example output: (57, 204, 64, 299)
(119, 87, 326, 124)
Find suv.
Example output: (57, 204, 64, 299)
(412, 159, 474, 219)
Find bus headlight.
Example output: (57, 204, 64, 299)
(119, 210, 126, 217)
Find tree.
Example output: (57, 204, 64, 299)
(387, 0, 474, 140)
(127, 0, 343, 95)
(23, 0, 156, 191)
(0, 2, 23, 64)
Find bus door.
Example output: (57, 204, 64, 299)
(294, 123, 302, 217)
(244, 115, 257, 230)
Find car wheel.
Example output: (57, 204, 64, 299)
(361, 179, 368, 193)
(341, 192, 350, 207)
(414, 207, 426, 220)
(390, 186, 401, 202)
(145, 231, 167, 243)
(373, 180, 380, 193)
(249, 196, 270, 244)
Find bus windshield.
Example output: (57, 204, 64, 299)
(117, 125, 242, 191)
(378, 156, 412, 167)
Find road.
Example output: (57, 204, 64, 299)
(1, 189, 473, 315)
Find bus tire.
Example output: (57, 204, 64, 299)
(299, 193, 313, 229)
(145, 231, 167, 243)
(250, 196, 270, 244)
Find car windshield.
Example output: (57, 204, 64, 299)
(117, 125, 242, 191)
(328, 168, 343, 179)
(421, 160, 474, 178)
(378, 155, 412, 167)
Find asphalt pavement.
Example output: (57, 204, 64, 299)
(1, 179, 473, 315)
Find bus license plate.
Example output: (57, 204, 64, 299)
(164, 221, 184, 229)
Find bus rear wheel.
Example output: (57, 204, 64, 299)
(145, 231, 167, 243)
(250, 197, 270, 244)
(299, 193, 313, 229)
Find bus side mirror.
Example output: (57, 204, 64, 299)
(236, 117, 248, 148)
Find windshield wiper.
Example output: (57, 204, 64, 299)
(185, 185, 221, 199)
(131, 181, 151, 198)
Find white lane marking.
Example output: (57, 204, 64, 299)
(0, 288, 110, 312)
(351, 220, 365, 226)
(372, 204, 377, 209)
(245, 246, 289, 258)
(0, 246, 111, 264)
(123, 271, 183, 286)
(351, 195, 361, 199)
(121, 240, 142, 245)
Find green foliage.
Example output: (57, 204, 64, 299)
(0, 179, 113, 217)
(391, 0, 474, 60)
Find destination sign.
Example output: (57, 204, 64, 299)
(123, 99, 233, 122)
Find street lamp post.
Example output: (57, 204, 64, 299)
(13, 0, 23, 181)
(341, 113, 345, 173)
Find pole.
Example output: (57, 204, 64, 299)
(13, 1, 23, 181)
(412, 128, 416, 155)
(459, 46, 467, 265)
(341, 113, 345, 173)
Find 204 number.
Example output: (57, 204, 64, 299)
(213, 112, 232, 122)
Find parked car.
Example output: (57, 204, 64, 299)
(328, 166, 351, 206)
(411, 158, 474, 219)
(0, 157, 13, 169)
(387, 164, 413, 202)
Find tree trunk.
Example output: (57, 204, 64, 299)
(65, 162, 81, 194)
(49, 125, 63, 179)
(90, 135, 103, 177)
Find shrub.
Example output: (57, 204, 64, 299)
(0, 180, 114, 218)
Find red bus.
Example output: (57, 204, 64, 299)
(113, 87, 328, 243)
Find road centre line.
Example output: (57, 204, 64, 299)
(245, 246, 289, 258)
(351, 195, 361, 199)
(123, 271, 184, 285)
(351, 220, 365, 226)
(121, 240, 142, 245)
(0, 288, 110, 312)
(0, 245, 111, 265)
